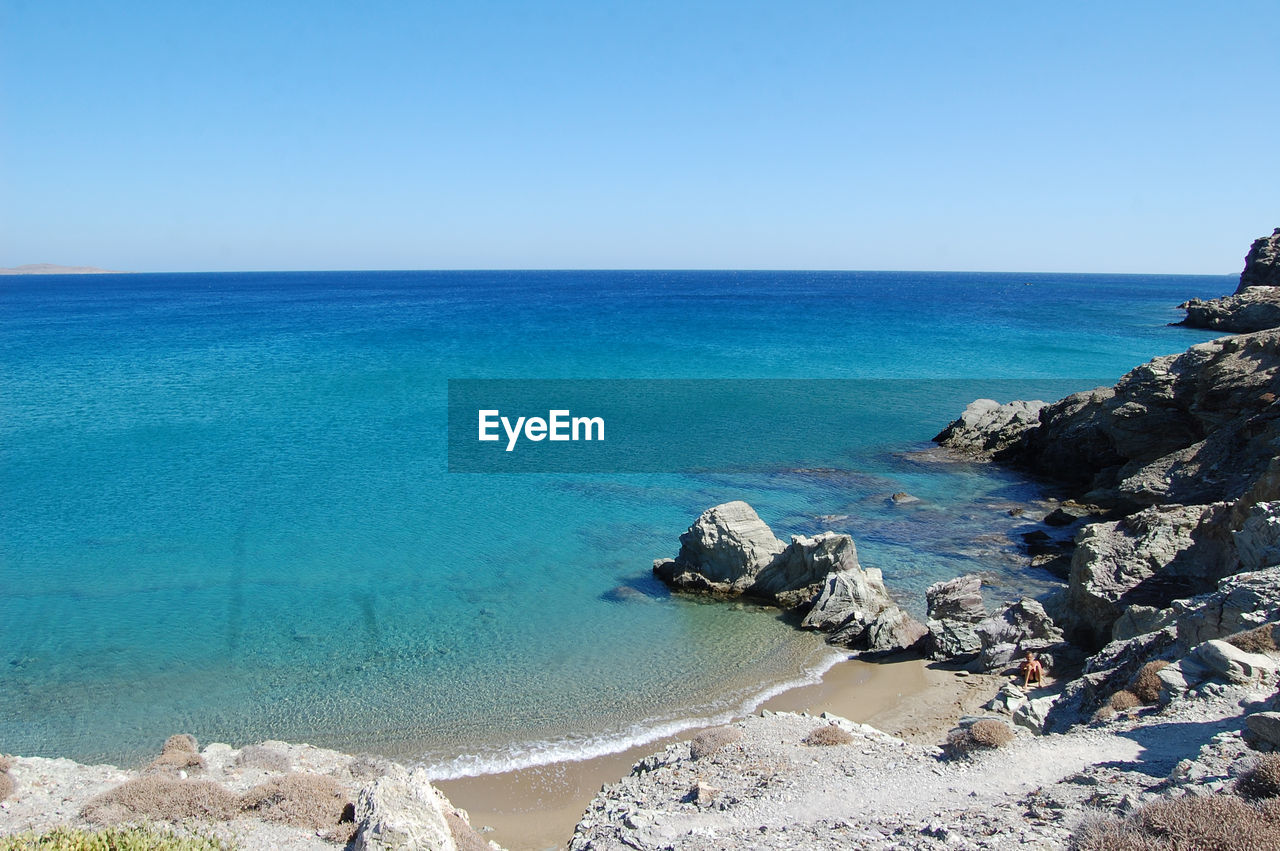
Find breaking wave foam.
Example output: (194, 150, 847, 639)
(420, 647, 848, 780)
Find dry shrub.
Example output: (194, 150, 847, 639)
(445, 809, 491, 851)
(1109, 690, 1141, 711)
(946, 720, 1013, 757)
(81, 777, 240, 824)
(0, 772, 13, 802)
(1229, 625, 1279, 655)
(0, 825, 231, 850)
(1239, 753, 1280, 800)
(239, 773, 351, 831)
(803, 724, 854, 746)
(689, 726, 743, 760)
(1131, 661, 1170, 705)
(1092, 705, 1117, 724)
(969, 719, 1014, 748)
(235, 745, 291, 773)
(1072, 794, 1280, 850)
(0, 756, 11, 772)
(149, 735, 203, 774)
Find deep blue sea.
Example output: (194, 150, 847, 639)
(0, 270, 1228, 775)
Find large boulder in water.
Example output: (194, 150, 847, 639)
(654, 502, 867, 608)
(654, 501, 786, 593)
(655, 501, 925, 653)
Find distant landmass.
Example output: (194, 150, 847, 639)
(0, 263, 124, 275)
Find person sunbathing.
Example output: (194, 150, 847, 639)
(1020, 651, 1045, 689)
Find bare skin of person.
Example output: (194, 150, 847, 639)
(1021, 651, 1044, 689)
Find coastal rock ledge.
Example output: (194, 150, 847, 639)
(654, 501, 926, 654)
(1179, 228, 1280, 332)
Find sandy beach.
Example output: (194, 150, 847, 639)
(437, 656, 1006, 851)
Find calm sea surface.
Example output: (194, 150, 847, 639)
(0, 270, 1226, 774)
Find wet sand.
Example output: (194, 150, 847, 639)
(436, 657, 1005, 851)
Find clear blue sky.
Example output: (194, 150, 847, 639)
(1, 1, 1276, 273)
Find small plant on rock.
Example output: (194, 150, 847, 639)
(1071, 793, 1280, 850)
(238, 773, 351, 832)
(1091, 705, 1117, 724)
(0, 826, 232, 850)
(689, 726, 743, 760)
(1228, 625, 1279, 655)
(803, 724, 854, 746)
(0, 755, 13, 802)
(1131, 660, 1170, 705)
(946, 719, 1014, 758)
(1109, 690, 1141, 711)
(148, 734, 204, 774)
(81, 777, 240, 824)
(1238, 753, 1280, 800)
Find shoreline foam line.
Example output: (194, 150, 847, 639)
(420, 647, 850, 780)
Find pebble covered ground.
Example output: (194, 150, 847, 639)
(568, 682, 1276, 850)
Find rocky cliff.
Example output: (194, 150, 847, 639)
(1180, 228, 1280, 331)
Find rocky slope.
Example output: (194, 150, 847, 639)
(1180, 228, 1280, 332)
(0, 738, 500, 851)
(567, 678, 1280, 850)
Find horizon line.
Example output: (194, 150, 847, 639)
(0, 265, 1238, 278)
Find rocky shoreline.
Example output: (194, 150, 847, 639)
(1177, 228, 1280, 333)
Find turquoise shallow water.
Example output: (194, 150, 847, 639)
(0, 270, 1226, 774)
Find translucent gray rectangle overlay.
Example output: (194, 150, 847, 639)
(447, 378, 1102, 473)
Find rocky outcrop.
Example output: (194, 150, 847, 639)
(800, 560, 927, 654)
(1239, 229, 1280, 292)
(1063, 504, 1234, 646)
(924, 574, 987, 659)
(654, 502, 925, 654)
(1173, 565, 1280, 650)
(653, 502, 863, 608)
(0, 739, 496, 851)
(973, 598, 1070, 673)
(653, 501, 787, 595)
(1179, 229, 1280, 332)
(354, 766, 457, 851)
(1179, 288, 1280, 333)
(931, 399, 1045, 458)
(936, 330, 1280, 510)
